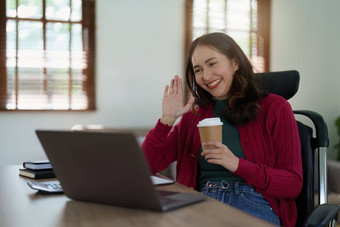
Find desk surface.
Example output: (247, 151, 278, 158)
(0, 165, 273, 227)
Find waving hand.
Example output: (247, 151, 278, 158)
(161, 75, 195, 126)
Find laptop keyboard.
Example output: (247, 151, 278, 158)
(158, 190, 182, 205)
(157, 190, 178, 197)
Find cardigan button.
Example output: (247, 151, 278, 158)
(190, 153, 196, 158)
(190, 187, 194, 190)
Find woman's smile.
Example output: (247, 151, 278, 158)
(206, 79, 222, 89)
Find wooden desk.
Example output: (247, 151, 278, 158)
(0, 165, 273, 227)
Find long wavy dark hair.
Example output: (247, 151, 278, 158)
(185, 32, 267, 125)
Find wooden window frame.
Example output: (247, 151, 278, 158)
(0, 0, 96, 111)
(184, 0, 271, 72)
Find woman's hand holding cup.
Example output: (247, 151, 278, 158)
(161, 75, 195, 126)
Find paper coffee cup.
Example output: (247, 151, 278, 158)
(197, 118, 223, 151)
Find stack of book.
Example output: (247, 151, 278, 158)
(19, 160, 56, 179)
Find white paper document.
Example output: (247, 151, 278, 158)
(150, 176, 175, 185)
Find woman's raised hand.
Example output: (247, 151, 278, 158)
(161, 75, 195, 126)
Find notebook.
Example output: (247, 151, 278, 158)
(35, 130, 205, 211)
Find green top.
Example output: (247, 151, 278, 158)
(197, 99, 245, 186)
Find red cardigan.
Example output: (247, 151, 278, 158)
(142, 94, 303, 227)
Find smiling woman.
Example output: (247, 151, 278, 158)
(0, 0, 95, 111)
(142, 32, 303, 226)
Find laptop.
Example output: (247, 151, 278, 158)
(35, 130, 205, 211)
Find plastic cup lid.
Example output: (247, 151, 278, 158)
(197, 117, 223, 127)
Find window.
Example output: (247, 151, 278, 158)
(185, 0, 271, 72)
(0, 0, 95, 111)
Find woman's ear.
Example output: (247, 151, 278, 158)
(232, 58, 239, 71)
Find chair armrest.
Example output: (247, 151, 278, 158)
(293, 110, 329, 147)
(305, 204, 340, 227)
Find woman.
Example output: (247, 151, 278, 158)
(142, 32, 302, 226)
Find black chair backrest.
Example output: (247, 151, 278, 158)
(255, 70, 300, 100)
(254, 70, 315, 226)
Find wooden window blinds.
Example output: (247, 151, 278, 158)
(0, 0, 95, 111)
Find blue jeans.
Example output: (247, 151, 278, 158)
(199, 180, 281, 226)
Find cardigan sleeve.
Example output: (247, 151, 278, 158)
(141, 119, 179, 174)
(234, 98, 303, 199)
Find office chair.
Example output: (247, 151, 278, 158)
(255, 70, 340, 227)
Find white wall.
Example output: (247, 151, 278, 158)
(0, 0, 185, 165)
(1, 0, 339, 165)
(271, 0, 340, 159)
